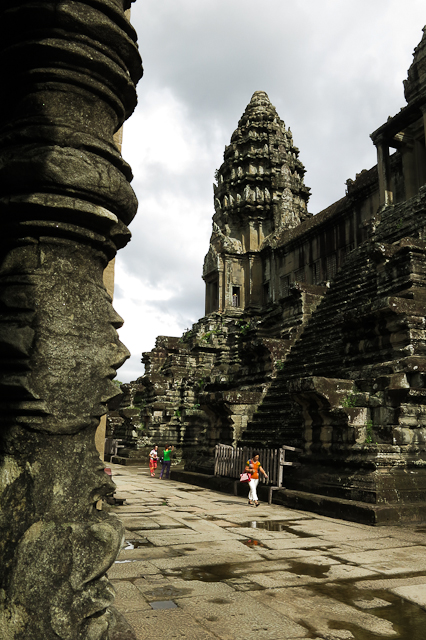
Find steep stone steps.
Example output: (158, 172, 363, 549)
(241, 233, 426, 449)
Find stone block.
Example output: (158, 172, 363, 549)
(391, 583, 426, 609)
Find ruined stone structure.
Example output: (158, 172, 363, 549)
(0, 2, 142, 638)
(112, 28, 426, 524)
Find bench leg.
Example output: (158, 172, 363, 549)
(268, 486, 273, 505)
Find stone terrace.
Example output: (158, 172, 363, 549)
(108, 463, 426, 640)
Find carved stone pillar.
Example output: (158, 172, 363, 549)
(0, 1, 142, 638)
(375, 138, 394, 206)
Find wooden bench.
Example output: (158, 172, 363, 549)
(214, 443, 302, 504)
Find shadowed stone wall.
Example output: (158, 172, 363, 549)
(0, 1, 142, 638)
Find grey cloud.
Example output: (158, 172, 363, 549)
(131, 0, 425, 210)
(145, 289, 205, 323)
(115, 353, 144, 383)
(123, 212, 210, 288)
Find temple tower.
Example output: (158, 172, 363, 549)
(203, 91, 311, 314)
(371, 26, 426, 205)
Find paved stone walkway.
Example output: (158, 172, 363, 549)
(107, 463, 426, 640)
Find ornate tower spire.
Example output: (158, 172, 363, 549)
(404, 26, 426, 104)
(204, 92, 311, 314)
(213, 90, 311, 238)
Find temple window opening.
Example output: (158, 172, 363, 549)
(294, 268, 305, 283)
(232, 286, 240, 307)
(313, 260, 321, 284)
(326, 254, 337, 280)
(280, 275, 290, 297)
(263, 282, 270, 303)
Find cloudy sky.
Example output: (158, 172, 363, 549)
(114, 0, 426, 383)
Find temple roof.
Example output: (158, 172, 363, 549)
(234, 90, 279, 131)
(404, 25, 426, 104)
(371, 26, 426, 147)
(213, 91, 311, 235)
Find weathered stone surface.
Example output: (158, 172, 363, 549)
(0, 1, 142, 638)
(391, 584, 426, 610)
(109, 466, 426, 640)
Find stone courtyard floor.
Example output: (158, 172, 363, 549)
(107, 463, 426, 640)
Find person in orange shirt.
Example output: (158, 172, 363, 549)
(245, 452, 268, 506)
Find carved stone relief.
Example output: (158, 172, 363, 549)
(0, 1, 142, 637)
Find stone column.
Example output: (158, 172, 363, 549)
(0, 2, 142, 639)
(376, 139, 394, 206)
(217, 263, 224, 312)
(246, 254, 263, 308)
(401, 140, 418, 200)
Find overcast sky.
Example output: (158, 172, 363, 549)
(114, 0, 426, 383)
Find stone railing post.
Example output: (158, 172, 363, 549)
(0, 1, 142, 638)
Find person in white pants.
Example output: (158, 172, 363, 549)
(246, 452, 268, 506)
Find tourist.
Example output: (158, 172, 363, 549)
(149, 445, 159, 477)
(159, 445, 174, 479)
(246, 452, 268, 506)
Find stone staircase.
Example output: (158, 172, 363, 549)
(238, 201, 426, 517)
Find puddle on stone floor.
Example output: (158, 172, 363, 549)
(204, 516, 239, 525)
(167, 562, 268, 591)
(162, 556, 426, 640)
(146, 585, 192, 600)
(286, 559, 331, 579)
(209, 598, 232, 605)
(241, 538, 268, 549)
(310, 581, 426, 640)
(239, 520, 315, 538)
(123, 539, 153, 550)
(147, 544, 426, 640)
(171, 557, 335, 581)
(168, 558, 273, 582)
(171, 563, 239, 582)
(176, 487, 204, 492)
(149, 600, 178, 610)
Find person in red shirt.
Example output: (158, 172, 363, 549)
(246, 452, 268, 506)
(149, 446, 159, 477)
